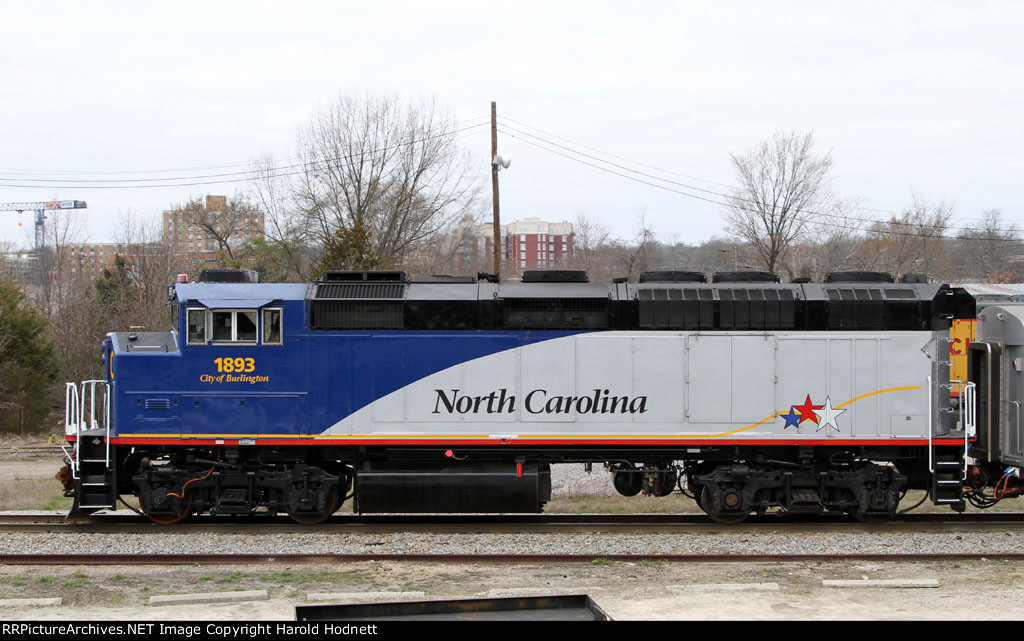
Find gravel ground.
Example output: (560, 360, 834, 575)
(551, 464, 617, 498)
(6, 462, 1024, 620)
(0, 529, 1021, 556)
(2, 558, 1024, 621)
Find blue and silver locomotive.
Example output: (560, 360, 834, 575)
(63, 268, 1021, 524)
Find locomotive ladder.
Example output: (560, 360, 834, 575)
(929, 377, 976, 511)
(64, 381, 117, 511)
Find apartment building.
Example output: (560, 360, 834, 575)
(460, 217, 575, 278)
(163, 195, 265, 265)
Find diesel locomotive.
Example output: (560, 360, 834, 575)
(60, 268, 1024, 524)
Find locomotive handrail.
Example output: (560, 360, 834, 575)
(950, 379, 976, 479)
(965, 381, 976, 477)
(963, 381, 977, 438)
(78, 380, 111, 468)
(64, 382, 79, 436)
(64, 382, 81, 479)
(928, 375, 933, 473)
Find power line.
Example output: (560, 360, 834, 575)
(499, 122, 1020, 234)
(499, 116, 1023, 228)
(500, 115, 739, 190)
(0, 121, 491, 189)
(500, 127, 1024, 244)
(0, 113, 491, 180)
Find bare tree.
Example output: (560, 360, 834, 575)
(675, 236, 746, 276)
(724, 131, 834, 273)
(113, 212, 186, 328)
(783, 199, 864, 281)
(39, 208, 88, 315)
(569, 213, 611, 276)
(856, 195, 954, 279)
(171, 193, 263, 263)
(291, 91, 482, 268)
(585, 213, 655, 282)
(248, 152, 313, 281)
(955, 209, 1022, 281)
(401, 214, 487, 276)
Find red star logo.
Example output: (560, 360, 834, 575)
(793, 394, 823, 424)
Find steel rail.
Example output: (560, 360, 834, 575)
(5, 552, 1024, 565)
(4, 511, 1024, 525)
(4, 513, 1024, 537)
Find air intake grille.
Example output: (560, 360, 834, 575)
(825, 287, 884, 329)
(638, 288, 713, 329)
(310, 281, 407, 329)
(313, 282, 406, 299)
(718, 288, 796, 329)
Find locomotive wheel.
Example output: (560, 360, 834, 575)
(612, 466, 642, 497)
(701, 486, 749, 525)
(287, 487, 340, 525)
(138, 492, 193, 525)
(692, 482, 706, 512)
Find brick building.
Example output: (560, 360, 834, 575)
(62, 243, 120, 280)
(460, 217, 575, 279)
(503, 217, 574, 277)
(163, 195, 265, 266)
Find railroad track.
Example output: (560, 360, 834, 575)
(4, 552, 1024, 565)
(0, 445, 63, 460)
(5, 511, 1024, 566)
(3, 511, 1024, 533)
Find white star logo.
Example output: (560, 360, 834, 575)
(817, 396, 847, 433)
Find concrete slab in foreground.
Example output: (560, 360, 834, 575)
(0, 598, 62, 607)
(148, 590, 269, 606)
(667, 583, 780, 592)
(823, 579, 939, 588)
(487, 587, 603, 598)
(306, 591, 425, 602)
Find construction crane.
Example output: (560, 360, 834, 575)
(1, 200, 87, 285)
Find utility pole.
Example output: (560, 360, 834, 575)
(490, 100, 501, 280)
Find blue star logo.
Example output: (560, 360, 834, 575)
(781, 407, 801, 429)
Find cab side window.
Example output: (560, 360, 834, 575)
(236, 311, 258, 342)
(187, 309, 206, 345)
(188, 308, 282, 345)
(262, 308, 282, 345)
(211, 311, 233, 341)
(211, 310, 258, 344)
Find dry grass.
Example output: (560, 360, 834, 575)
(547, 493, 703, 514)
(0, 434, 58, 447)
(0, 479, 72, 511)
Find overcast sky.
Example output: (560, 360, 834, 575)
(2, 1, 1021, 249)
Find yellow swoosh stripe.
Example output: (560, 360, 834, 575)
(836, 386, 920, 409)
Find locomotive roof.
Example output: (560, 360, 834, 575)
(173, 279, 950, 303)
(175, 282, 309, 304)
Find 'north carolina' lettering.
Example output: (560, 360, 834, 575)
(432, 388, 647, 415)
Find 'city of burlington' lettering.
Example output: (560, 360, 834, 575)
(432, 388, 648, 415)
